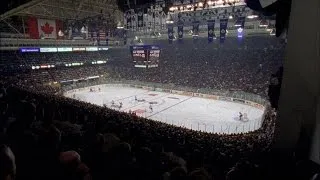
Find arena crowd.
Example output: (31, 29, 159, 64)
(1, 37, 319, 180)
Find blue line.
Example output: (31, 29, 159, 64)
(147, 96, 193, 118)
(112, 89, 149, 102)
(122, 93, 169, 111)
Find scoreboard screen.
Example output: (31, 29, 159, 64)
(130, 45, 161, 68)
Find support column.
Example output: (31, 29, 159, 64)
(273, 0, 320, 160)
(21, 17, 26, 38)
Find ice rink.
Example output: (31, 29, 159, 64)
(65, 85, 265, 134)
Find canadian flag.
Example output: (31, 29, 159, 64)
(37, 19, 57, 39)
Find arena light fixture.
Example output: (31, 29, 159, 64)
(229, 15, 233, 19)
(247, 14, 258, 19)
(270, 28, 276, 36)
(169, 7, 176, 11)
(266, 24, 274, 31)
(247, 11, 259, 19)
(234, 19, 241, 27)
(117, 21, 124, 29)
(81, 26, 87, 33)
(166, 14, 174, 24)
(58, 30, 64, 37)
(259, 19, 268, 27)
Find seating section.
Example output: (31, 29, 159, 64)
(1, 36, 318, 180)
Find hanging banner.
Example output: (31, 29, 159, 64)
(168, 24, 174, 44)
(27, 17, 39, 39)
(207, 20, 215, 43)
(105, 31, 109, 46)
(177, 21, 184, 43)
(193, 21, 200, 35)
(236, 17, 245, 41)
(137, 10, 144, 30)
(147, 9, 153, 31)
(126, 11, 132, 30)
(123, 30, 127, 45)
(131, 11, 136, 31)
(219, 19, 228, 43)
(192, 21, 200, 42)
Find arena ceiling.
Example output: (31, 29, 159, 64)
(0, 0, 123, 22)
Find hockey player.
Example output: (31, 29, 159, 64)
(119, 102, 123, 109)
(149, 104, 153, 112)
(98, 88, 101, 92)
(135, 96, 137, 101)
(72, 94, 76, 98)
(111, 100, 115, 106)
(239, 112, 243, 121)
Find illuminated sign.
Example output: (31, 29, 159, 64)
(86, 47, 98, 51)
(57, 47, 72, 52)
(72, 47, 86, 51)
(40, 47, 57, 52)
(20, 48, 40, 53)
(98, 47, 109, 51)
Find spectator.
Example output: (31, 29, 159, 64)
(0, 145, 16, 180)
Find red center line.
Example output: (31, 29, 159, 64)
(122, 93, 170, 111)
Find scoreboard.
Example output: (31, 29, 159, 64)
(130, 45, 161, 68)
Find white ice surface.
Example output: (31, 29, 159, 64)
(65, 86, 264, 134)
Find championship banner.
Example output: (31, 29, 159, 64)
(168, 24, 174, 44)
(177, 21, 184, 43)
(219, 19, 228, 43)
(123, 30, 127, 45)
(192, 21, 200, 42)
(106, 31, 109, 46)
(126, 11, 132, 30)
(131, 12, 136, 31)
(99, 30, 106, 40)
(207, 20, 215, 43)
(137, 10, 144, 30)
(97, 30, 106, 45)
(154, 11, 161, 31)
(147, 9, 153, 31)
(236, 17, 245, 40)
(160, 12, 166, 30)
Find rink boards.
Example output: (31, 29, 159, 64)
(64, 84, 265, 134)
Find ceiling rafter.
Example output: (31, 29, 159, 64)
(1, 0, 121, 23)
(0, 0, 46, 21)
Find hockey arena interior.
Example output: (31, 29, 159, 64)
(1, 0, 320, 180)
